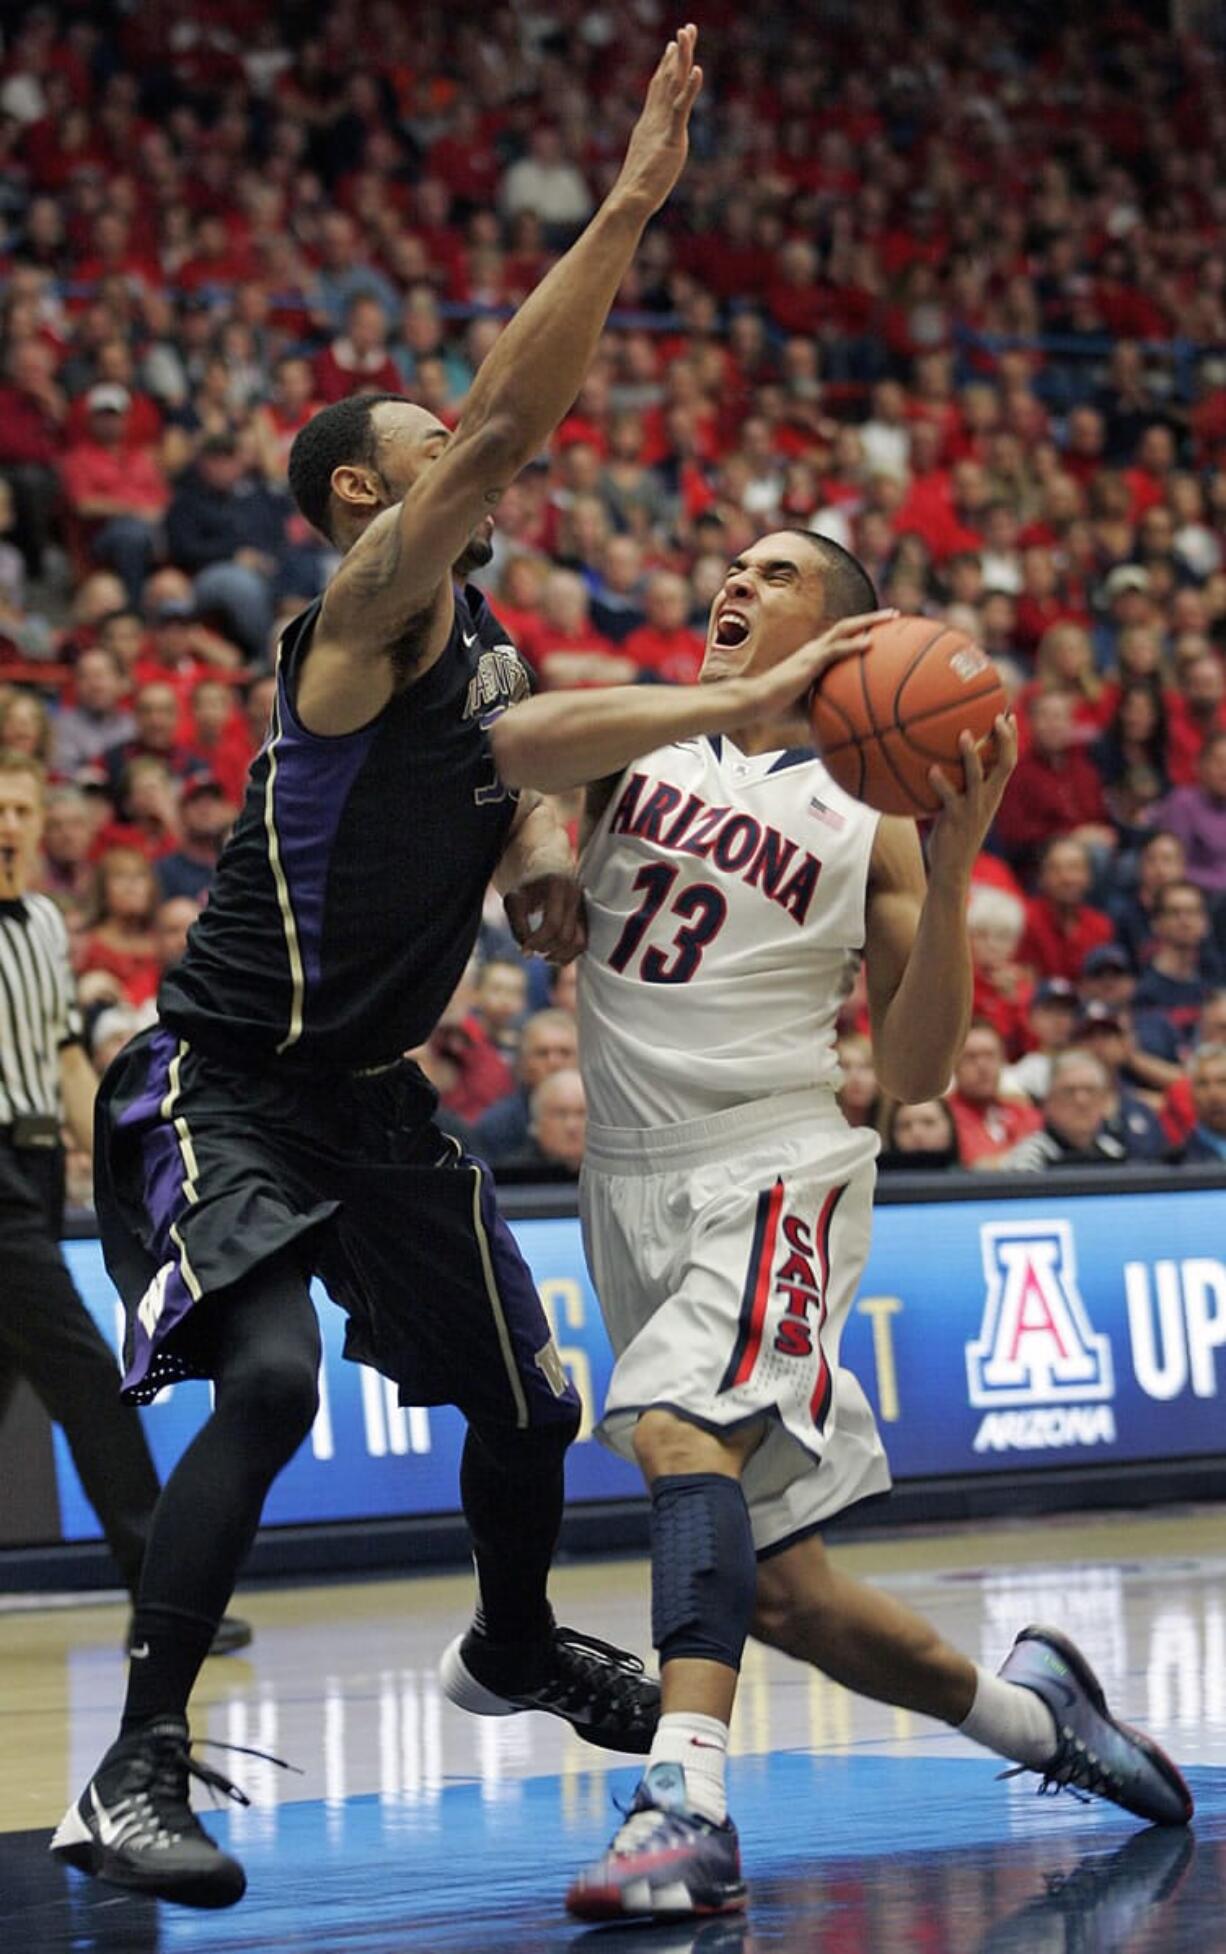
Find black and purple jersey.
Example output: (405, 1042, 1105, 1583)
(160, 584, 531, 1072)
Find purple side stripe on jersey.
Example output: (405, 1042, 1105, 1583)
(266, 675, 380, 994)
(473, 1161, 582, 1427)
(115, 1027, 200, 1395)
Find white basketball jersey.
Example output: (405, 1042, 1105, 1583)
(578, 735, 880, 1127)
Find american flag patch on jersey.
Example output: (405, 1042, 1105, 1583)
(808, 796, 846, 830)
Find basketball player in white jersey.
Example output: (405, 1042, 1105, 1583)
(490, 530, 1192, 1919)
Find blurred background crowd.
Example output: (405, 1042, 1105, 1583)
(2, 0, 1226, 1194)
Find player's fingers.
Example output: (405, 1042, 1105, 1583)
(674, 64, 702, 122)
(989, 712, 1019, 781)
(959, 729, 984, 792)
(521, 878, 575, 953)
(927, 763, 957, 808)
(503, 890, 530, 945)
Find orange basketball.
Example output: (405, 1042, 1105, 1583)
(808, 616, 1006, 816)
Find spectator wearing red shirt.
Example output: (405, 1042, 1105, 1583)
(251, 355, 322, 486)
(79, 845, 162, 1007)
(1124, 424, 1178, 522)
(966, 883, 1033, 1059)
(1019, 836, 1116, 982)
(62, 338, 162, 451)
(187, 677, 255, 807)
(1013, 545, 1088, 658)
(994, 690, 1114, 878)
(91, 755, 184, 864)
(102, 681, 210, 800)
(130, 598, 210, 728)
(0, 336, 67, 575)
(60, 385, 169, 604)
(622, 572, 706, 685)
(516, 570, 635, 691)
(1166, 653, 1226, 787)
(947, 1022, 1043, 1169)
(313, 295, 403, 405)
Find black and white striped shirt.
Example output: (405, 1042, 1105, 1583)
(0, 895, 83, 1123)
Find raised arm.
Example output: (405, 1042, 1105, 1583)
(317, 30, 704, 662)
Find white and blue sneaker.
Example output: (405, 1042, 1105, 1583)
(566, 1761, 747, 1921)
(998, 1625, 1193, 1827)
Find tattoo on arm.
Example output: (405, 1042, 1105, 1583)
(342, 506, 404, 597)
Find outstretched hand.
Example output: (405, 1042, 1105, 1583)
(614, 24, 704, 218)
(926, 714, 1019, 882)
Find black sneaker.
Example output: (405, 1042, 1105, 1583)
(49, 1716, 248, 1908)
(998, 1625, 1193, 1826)
(123, 1615, 253, 1659)
(440, 1622, 660, 1754)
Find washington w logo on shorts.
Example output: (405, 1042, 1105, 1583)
(966, 1221, 1114, 1409)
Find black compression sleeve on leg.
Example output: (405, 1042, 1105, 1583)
(650, 1473, 757, 1672)
(121, 1251, 320, 1732)
(460, 1415, 578, 1647)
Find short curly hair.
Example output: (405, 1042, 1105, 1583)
(287, 393, 404, 542)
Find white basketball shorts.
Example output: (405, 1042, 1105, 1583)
(580, 1087, 892, 1556)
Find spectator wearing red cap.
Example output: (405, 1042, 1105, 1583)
(1019, 837, 1116, 982)
(60, 385, 169, 604)
(154, 776, 236, 905)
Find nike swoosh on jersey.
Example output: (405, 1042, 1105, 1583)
(463, 630, 478, 646)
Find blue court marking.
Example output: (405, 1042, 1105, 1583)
(20, 1752, 1221, 1954)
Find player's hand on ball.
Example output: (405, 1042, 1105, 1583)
(926, 714, 1019, 878)
(613, 24, 703, 217)
(505, 873, 588, 964)
(744, 610, 900, 725)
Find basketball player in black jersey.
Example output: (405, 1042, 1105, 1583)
(51, 28, 705, 1910)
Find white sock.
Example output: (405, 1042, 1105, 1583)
(959, 1665, 1059, 1768)
(647, 1711, 729, 1823)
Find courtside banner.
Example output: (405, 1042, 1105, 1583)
(52, 1184, 1226, 1539)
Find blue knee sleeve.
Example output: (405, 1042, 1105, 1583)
(649, 1473, 756, 1671)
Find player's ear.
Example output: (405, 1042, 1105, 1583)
(331, 462, 385, 518)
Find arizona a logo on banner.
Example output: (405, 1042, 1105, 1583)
(965, 1221, 1115, 1452)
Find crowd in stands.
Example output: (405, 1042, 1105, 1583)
(3, 0, 1226, 1194)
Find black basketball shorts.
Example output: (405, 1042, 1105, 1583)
(94, 1024, 579, 1431)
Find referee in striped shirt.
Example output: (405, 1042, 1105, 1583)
(0, 751, 247, 1651)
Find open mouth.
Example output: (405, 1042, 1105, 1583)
(712, 608, 752, 651)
